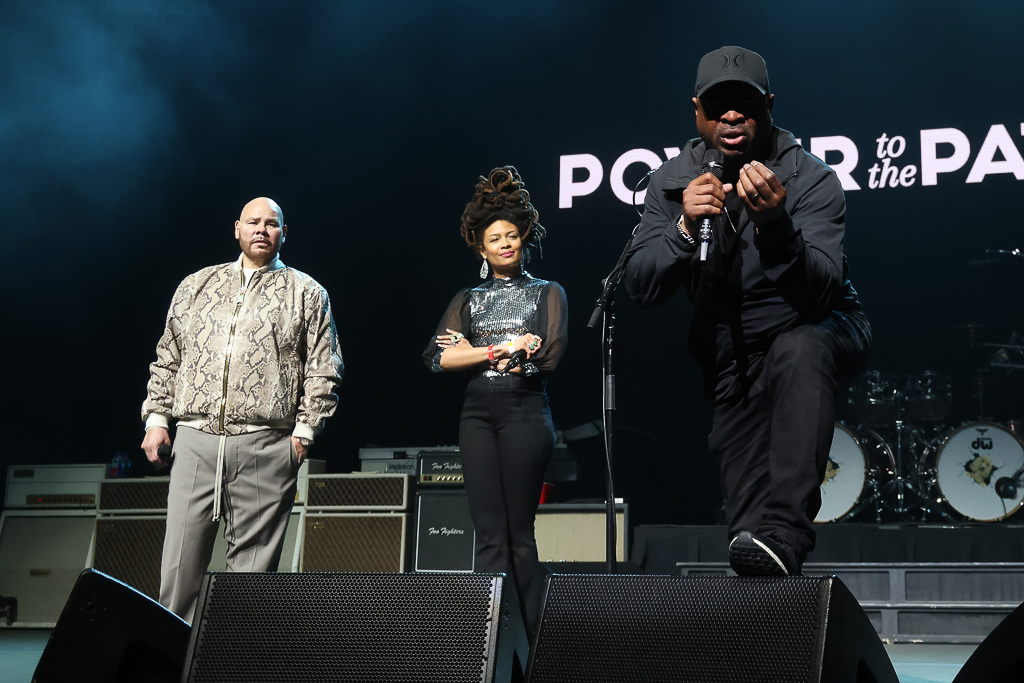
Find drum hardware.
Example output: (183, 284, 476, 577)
(881, 396, 928, 517)
(903, 371, 952, 423)
(983, 341, 1024, 371)
(983, 247, 1024, 259)
(845, 371, 900, 428)
(946, 322, 1005, 348)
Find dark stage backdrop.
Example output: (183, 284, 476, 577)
(3, 1, 1023, 526)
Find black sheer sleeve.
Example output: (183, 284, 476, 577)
(423, 289, 471, 373)
(523, 281, 568, 376)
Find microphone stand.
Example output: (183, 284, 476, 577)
(585, 169, 658, 574)
(587, 224, 639, 574)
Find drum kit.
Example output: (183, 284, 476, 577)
(817, 367, 1024, 524)
(814, 247, 1024, 524)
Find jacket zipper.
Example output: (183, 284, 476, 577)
(218, 272, 250, 433)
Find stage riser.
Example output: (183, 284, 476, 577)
(677, 562, 1024, 643)
(634, 524, 1024, 575)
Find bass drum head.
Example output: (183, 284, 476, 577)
(936, 421, 1024, 521)
(815, 423, 868, 523)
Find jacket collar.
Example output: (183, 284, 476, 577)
(232, 254, 285, 273)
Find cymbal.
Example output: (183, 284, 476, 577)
(969, 248, 1024, 266)
(945, 323, 1008, 345)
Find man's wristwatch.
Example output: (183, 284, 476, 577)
(295, 437, 313, 448)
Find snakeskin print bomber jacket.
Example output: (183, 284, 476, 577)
(142, 255, 344, 439)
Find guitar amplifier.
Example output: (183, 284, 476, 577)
(5, 464, 106, 509)
(358, 445, 458, 460)
(306, 474, 409, 510)
(0, 510, 96, 626)
(418, 452, 464, 485)
(301, 512, 407, 572)
(98, 478, 170, 513)
(360, 458, 418, 475)
(414, 490, 475, 572)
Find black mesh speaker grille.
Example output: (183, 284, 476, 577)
(306, 475, 407, 508)
(186, 573, 501, 683)
(302, 514, 405, 572)
(528, 575, 830, 683)
(92, 518, 165, 600)
(99, 479, 170, 511)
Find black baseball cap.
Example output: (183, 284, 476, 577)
(695, 46, 770, 97)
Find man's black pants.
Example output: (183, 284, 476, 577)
(709, 311, 871, 562)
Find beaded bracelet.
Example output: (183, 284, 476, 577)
(487, 345, 495, 362)
(507, 341, 515, 356)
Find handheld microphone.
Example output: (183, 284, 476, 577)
(156, 444, 173, 468)
(698, 148, 725, 262)
(505, 349, 528, 372)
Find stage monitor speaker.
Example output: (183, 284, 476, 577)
(0, 510, 95, 625)
(952, 599, 1024, 683)
(183, 572, 527, 683)
(526, 574, 898, 683)
(32, 569, 190, 683)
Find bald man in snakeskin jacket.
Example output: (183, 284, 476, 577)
(141, 197, 344, 622)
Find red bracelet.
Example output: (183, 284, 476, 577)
(487, 345, 495, 362)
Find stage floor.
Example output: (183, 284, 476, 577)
(0, 629, 976, 683)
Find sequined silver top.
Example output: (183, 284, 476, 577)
(424, 273, 568, 379)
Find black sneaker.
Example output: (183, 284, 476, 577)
(728, 531, 801, 576)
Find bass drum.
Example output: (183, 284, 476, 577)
(815, 423, 894, 523)
(935, 421, 1024, 521)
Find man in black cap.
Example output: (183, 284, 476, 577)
(624, 46, 871, 575)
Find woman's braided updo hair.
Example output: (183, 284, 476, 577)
(460, 165, 545, 256)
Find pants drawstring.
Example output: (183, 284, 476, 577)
(212, 433, 227, 522)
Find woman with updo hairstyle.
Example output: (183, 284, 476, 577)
(423, 165, 567, 635)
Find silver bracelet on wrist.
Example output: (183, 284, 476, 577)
(675, 214, 695, 245)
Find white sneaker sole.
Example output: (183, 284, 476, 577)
(750, 536, 790, 576)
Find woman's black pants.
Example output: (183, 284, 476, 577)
(459, 373, 554, 635)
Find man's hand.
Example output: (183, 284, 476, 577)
(291, 436, 309, 467)
(681, 171, 734, 237)
(737, 160, 785, 222)
(141, 427, 171, 465)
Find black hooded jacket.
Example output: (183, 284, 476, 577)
(624, 126, 863, 402)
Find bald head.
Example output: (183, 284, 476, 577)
(240, 197, 284, 226)
(235, 197, 288, 268)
